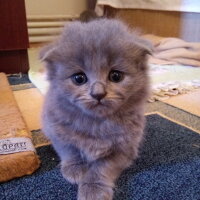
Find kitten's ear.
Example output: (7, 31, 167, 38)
(39, 43, 58, 80)
(39, 43, 58, 62)
(134, 37, 153, 70)
(136, 37, 153, 56)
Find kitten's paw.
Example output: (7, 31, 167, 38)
(78, 182, 113, 200)
(61, 161, 88, 184)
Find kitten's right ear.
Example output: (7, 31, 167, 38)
(39, 43, 57, 62)
(39, 43, 58, 80)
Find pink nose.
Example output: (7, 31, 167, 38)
(90, 92, 107, 101)
(90, 82, 107, 101)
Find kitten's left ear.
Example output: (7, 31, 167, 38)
(134, 37, 153, 70)
(135, 37, 153, 56)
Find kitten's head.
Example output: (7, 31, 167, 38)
(40, 19, 151, 117)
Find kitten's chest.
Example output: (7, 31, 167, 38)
(72, 114, 129, 140)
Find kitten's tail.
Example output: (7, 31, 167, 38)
(79, 10, 99, 22)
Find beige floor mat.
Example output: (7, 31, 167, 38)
(162, 89, 200, 117)
(0, 73, 40, 182)
(13, 88, 44, 131)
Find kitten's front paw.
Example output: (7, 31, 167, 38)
(61, 161, 88, 184)
(78, 183, 113, 200)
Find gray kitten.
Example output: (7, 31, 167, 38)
(40, 18, 151, 200)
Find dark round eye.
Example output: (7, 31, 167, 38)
(109, 70, 124, 83)
(72, 73, 87, 85)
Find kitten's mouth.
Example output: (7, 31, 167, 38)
(96, 101, 103, 105)
(83, 99, 116, 117)
(91, 100, 107, 108)
(83, 99, 113, 115)
(94, 101, 104, 107)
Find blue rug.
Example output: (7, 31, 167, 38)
(0, 114, 200, 200)
(7, 74, 31, 85)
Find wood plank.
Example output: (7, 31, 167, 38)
(105, 7, 200, 42)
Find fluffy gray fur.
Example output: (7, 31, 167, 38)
(41, 18, 151, 200)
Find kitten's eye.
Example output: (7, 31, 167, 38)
(109, 70, 124, 83)
(72, 73, 87, 85)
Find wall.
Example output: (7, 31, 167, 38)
(25, 0, 88, 43)
(25, 0, 87, 16)
(106, 7, 200, 42)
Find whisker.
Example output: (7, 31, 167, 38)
(74, 94, 82, 99)
(115, 92, 125, 99)
(106, 97, 124, 100)
(74, 98, 92, 103)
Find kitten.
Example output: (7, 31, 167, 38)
(40, 17, 151, 200)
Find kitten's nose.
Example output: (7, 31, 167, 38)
(91, 93, 107, 101)
(90, 82, 107, 101)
